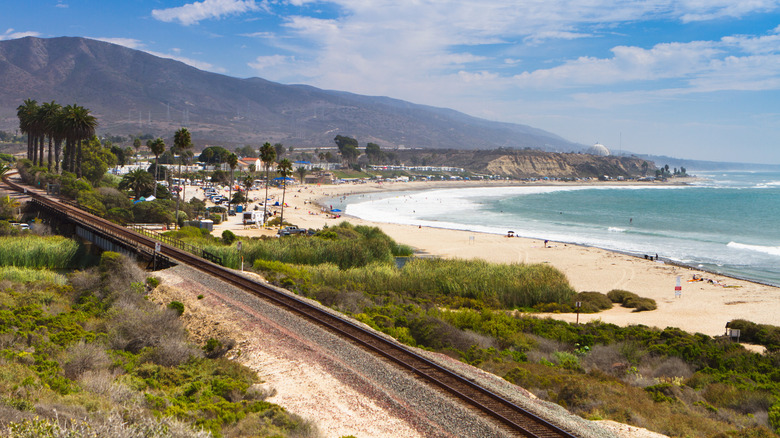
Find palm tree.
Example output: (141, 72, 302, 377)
(259, 142, 276, 226)
(39, 101, 62, 172)
(16, 99, 38, 163)
(49, 107, 67, 173)
(0, 163, 11, 179)
(133, 138, 142, 165)
(242, 174, 253, 210)
(62, 104, 97, 178)
(148, 138, 166, 197)
(32, 105, 48, 167)
(296, 166, 307, 185)
(276, 158, 293, 228)
(227, 153, 238, 214)
(119, 168, 155, 199)
(173, 128, 193, 229)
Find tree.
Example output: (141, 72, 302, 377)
(296, 166, 307, 185)
(259, 142, 276, 226)
(235, 145, 257, 158)
(243, 174, 253, 209)
(148, 138, 166, 197)
(62, 104, 98, 178)
(334, 135, 359, 164)
(173, 128, 193, 229)
(198, 146, 231, 165)
(365, 142, 384, 164)
(39, 101, 62, 171)
(641, 161, 649, 176)
(227, 153, 238, 213)
(133, 138, 142, 165)
(119, 168, 154, 199)
(49, 106, 67, 174)
(16, 99, 38, 165)
(231, 190, 246, 207)
(80, 136, 117, 185)
(0, 194, 20, 221)
(273, 143, 285, 158)
(276, 158, 293, 228)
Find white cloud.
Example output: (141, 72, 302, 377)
(55, 1, 68, 8)
(0, 28, 41, 40)
(248, 54, 295, 72)
(676, 0, 780, 22)
(94, 37, 145, 49)
(239, 0, 780, 117)
(241, 31, 275, 38)
(512, 41, 722, 87)
(146, 50, 227, 73)
(722, 29, 780, 55)
(152, 0, 261, 26)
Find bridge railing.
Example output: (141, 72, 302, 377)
(128, 225, 223, 266)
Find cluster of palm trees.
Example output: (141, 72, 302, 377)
(16, 99, 97, 177)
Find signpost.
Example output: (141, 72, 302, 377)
(675, 275, 682, 298)
(575, 301, 582, 324)
(153, 241, 161, 271)
(237, 241, 243, 271)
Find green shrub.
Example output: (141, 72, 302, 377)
(168, 301, 185, 315)
(573, 291, 613, 313)
(727, 319, 780, 351)
(626, 297, 657, 312)
(607, 289, 656, 312)
(221, 230, 237, 245)
(607, 289, 639, 303)
(146, 276, 161, 289)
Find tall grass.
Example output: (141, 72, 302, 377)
(0, 236, 82, 269)
(207, 233, 399, 270)
(0, 266, 67, 284)
(304, 258, 575, 308)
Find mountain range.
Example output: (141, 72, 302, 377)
(0, 36, 585, 152)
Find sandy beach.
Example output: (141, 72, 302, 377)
(190, 179, 780, 341)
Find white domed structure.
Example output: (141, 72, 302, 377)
(588, 142, 610, 156)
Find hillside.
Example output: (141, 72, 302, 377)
(0, 36, 584, 152)
(393, 148, 652, 178)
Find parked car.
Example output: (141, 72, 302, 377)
(276, 226, 308, 236)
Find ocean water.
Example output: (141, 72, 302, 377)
(335, 171, 780, 286)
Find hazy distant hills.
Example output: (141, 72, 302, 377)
(0, 36, 584, 152)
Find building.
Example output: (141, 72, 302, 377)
(588, 143, 610, 156)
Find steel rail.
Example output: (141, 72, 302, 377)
(2, 175, 579, 438)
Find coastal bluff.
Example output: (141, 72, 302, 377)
(394, 148, 654, 179)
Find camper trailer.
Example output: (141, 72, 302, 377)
(242, 210, 264, 227)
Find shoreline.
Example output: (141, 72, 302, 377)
(205, 178, 780, 340)
(319, 180, 779, 289)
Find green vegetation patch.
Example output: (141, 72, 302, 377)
(607, 289, 657, 312)
(304, 257, 575, 309)
(0, 266, 67, 284)
(0, 244, 313, 438)
(218, 221, 412, 270)
(0, 235, 83, 269)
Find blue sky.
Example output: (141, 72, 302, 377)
(3, 0, 780, 163)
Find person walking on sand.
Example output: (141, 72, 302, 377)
(544, 239, 549, 248)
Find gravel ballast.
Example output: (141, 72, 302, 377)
(152, 264, 620, 438)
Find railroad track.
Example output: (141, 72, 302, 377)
(2, 174, 579, 438)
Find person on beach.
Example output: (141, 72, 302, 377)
(544, 239, 549, 248)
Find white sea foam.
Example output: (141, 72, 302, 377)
(608, 227, 626, 233)
(727, 242, 780, 257)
